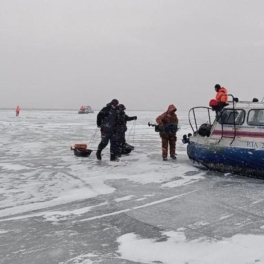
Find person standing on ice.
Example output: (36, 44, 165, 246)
(16, 106, 20, 116)
(96, 99, 120, 162)
(116, 104, 137, 157)
(156, 104, 178, 161)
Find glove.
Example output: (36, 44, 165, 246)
(133, 116, 137, 120)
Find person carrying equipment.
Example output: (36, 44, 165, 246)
(116, 104, 137, 157)
(156, 104, 178, 161)
(96, 99, 119, 161)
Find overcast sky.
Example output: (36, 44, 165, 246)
(1, 0, 264, 111)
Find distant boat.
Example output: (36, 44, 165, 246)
(78, 105, 94, 114)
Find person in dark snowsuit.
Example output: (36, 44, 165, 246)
(96, 99, 119, 161)
(116, 104, 137, 157)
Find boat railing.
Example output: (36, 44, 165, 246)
(188, 106, 214, 134)
(188, 95, 239, 144)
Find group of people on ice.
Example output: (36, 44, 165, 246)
(96, 84, 228, 162)
(96, 99, 137, 162)
(96, 99, 178, 162)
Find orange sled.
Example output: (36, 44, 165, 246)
(71, 144, 92, 157)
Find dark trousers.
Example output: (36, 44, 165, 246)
(117, 133, 126, 157)
(160, 133, 177, 157)
(97, 131, 118, 160)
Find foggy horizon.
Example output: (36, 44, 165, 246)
(1, 0, 264, 111)
(0, 106, 172, 111)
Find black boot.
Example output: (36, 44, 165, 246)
(110, 157, 120, 162)
(110, 153, 120, 162)
(170, 155, 177, 160)
(96, 150, 102, 160)
(163, 156, 168, 161)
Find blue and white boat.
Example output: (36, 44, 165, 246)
(184, 96, 264, 177)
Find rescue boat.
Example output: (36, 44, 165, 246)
(78, 106, 94, 114)
(183, 95, 264, 177)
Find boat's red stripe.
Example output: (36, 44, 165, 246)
(212, 130, 264, 138)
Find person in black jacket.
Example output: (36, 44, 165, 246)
(116, 104, 137, 157)
(96, 99, 119, 161)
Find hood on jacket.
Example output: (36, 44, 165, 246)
(166, 104, 177, 114)
(118, 104, 126, 111)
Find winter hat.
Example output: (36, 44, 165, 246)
(111, 99, 119, 106)
(214, 84, 221, 91)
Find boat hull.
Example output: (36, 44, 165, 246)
(78, 111, 93, 114)
(187, 142, 264, 177)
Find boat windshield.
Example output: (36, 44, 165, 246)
(217, 109, 245, 125)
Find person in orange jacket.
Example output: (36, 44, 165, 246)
(156, 104, 178, 161)
(210, 84, 228, 112)
(16, 106, 20, 116)
(215, 84, 228, 103)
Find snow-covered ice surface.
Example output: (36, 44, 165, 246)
(1, 109, 264, 264)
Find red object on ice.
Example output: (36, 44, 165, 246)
(74, 144, 87, 150)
